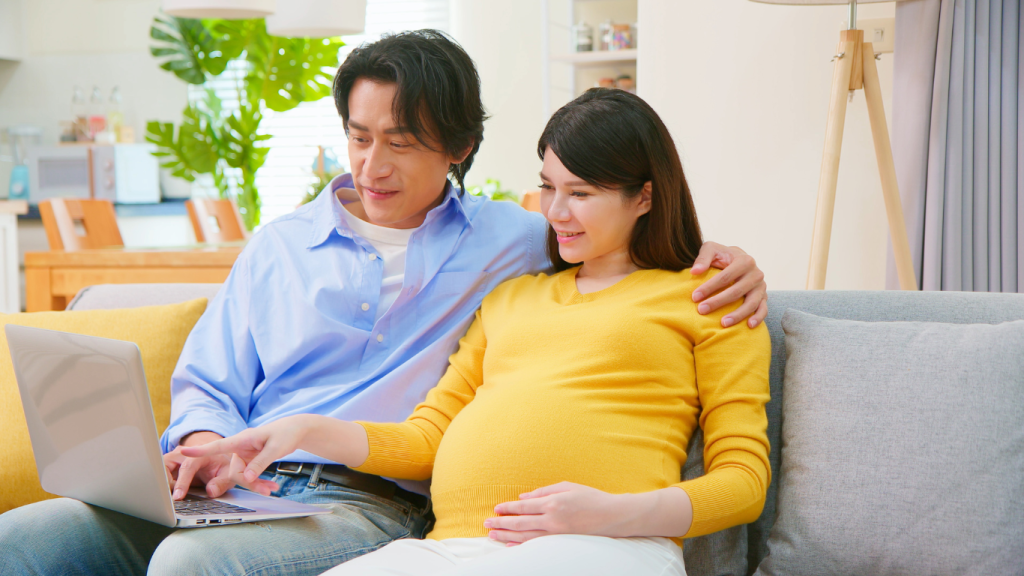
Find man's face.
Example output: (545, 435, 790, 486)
(346, 78, 455, 229)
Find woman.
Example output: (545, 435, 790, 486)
(184, 88, 771, 576)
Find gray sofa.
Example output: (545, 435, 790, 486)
(683, 290, 1024, 576)
(70, 285, 1024, 576)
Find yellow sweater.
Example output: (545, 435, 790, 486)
(354, 267, 771, 543)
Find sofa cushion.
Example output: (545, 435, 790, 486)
(0, 298, 208, 513)
(755, 310, 1024, 576)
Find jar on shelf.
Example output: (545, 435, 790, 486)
(572, 20, 593, 52)
(609, 24, 632, 51)
(597, 20, 613, 51)
(88, 86, 106, 140)
(595, 77, 615, 89)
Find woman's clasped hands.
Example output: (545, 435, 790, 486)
(485, 482, 694, 546)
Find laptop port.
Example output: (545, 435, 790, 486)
(196, 519, 206, 524)
(225, 519, 242, 523)
(209, 519, 221, 524)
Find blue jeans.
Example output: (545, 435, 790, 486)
(0, 471, 432, 576)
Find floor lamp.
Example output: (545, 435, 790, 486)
(751, 0, 918, 290)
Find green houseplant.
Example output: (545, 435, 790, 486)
(467, 179, 519, 203)
(145, 15, 344, 229)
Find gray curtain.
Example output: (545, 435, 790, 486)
(890, 0, 1023, 292)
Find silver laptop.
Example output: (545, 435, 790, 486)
(6, 324, 330, 528)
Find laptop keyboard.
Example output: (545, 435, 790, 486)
(174, 494, 257, 516)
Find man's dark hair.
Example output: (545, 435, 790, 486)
(333, 29, 487, 194)
(538, 88, 704, 272)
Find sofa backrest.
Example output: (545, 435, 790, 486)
(683, 290, 1024, 576)
(67, 283, 224, 311)
(65, 284, 1024, 575)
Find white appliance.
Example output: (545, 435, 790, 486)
(27, 144, 160, 205)
(90, 144, 161, 204)
(26, 145, 91, 203)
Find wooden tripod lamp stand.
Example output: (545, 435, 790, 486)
(752, 0, 918, 290)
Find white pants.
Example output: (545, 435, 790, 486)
(321, 534, 687, 576)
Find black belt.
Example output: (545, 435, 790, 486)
(275, 462, 428, 510)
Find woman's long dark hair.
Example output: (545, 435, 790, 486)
(538, 88, 703, 272)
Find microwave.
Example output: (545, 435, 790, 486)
(26, 144, 160, 204)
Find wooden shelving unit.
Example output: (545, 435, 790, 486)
(549, 48, 637, 67)
(0, 0, 24, 61)
(541, 0, 638, 118)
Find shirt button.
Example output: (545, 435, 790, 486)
(376, 334, 384, 343)
(368, 253, 378, 261)
(361, 303, 370, 311)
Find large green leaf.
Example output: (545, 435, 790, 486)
(225, 107, 271, 174)
(235, 20, 343, 113)
(177, 105, 221, 175)
(146, 15, 344, 230)
(145, 120, 194, 181)
(206, 19, 259, 68)
(261, 36, 343, 112)
(149, 15, 238, 84)
(144, 105, 221, 182)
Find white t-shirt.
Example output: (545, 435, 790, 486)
(340, 204, 416, 322)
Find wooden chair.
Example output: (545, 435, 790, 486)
(520, 190, 542, 213)
(39, 199, 123, 251)
(185, 199, 249, 244)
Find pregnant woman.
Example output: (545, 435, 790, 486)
(184, 88, 771, 576)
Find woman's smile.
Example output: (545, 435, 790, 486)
(554, 230, 584, 244)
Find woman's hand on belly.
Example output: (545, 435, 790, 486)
(484, 482, 693, 545)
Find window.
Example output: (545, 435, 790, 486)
(189, 0, 450, 227)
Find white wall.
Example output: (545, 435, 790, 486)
(639, 0, 896, 290)
(455, 0, 897, 290)
(451, 0, 636, 201)
(450, 0, 549, 196)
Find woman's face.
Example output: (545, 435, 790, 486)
(539, 148, 651, 267)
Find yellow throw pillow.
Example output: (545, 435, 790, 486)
(0, 298, 207, 513)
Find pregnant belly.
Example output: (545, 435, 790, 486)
(424, 401, 677, 540)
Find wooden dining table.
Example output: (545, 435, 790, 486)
(24, 242, 245, 312)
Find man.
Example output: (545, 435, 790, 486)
(0, 30, 767, 575)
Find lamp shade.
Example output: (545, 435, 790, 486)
(265, 0, 367, 37)
(163, 0, 275, 19)
(749, 0, 892, 4)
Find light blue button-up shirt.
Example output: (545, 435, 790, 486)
(161, 174, 549, 472)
